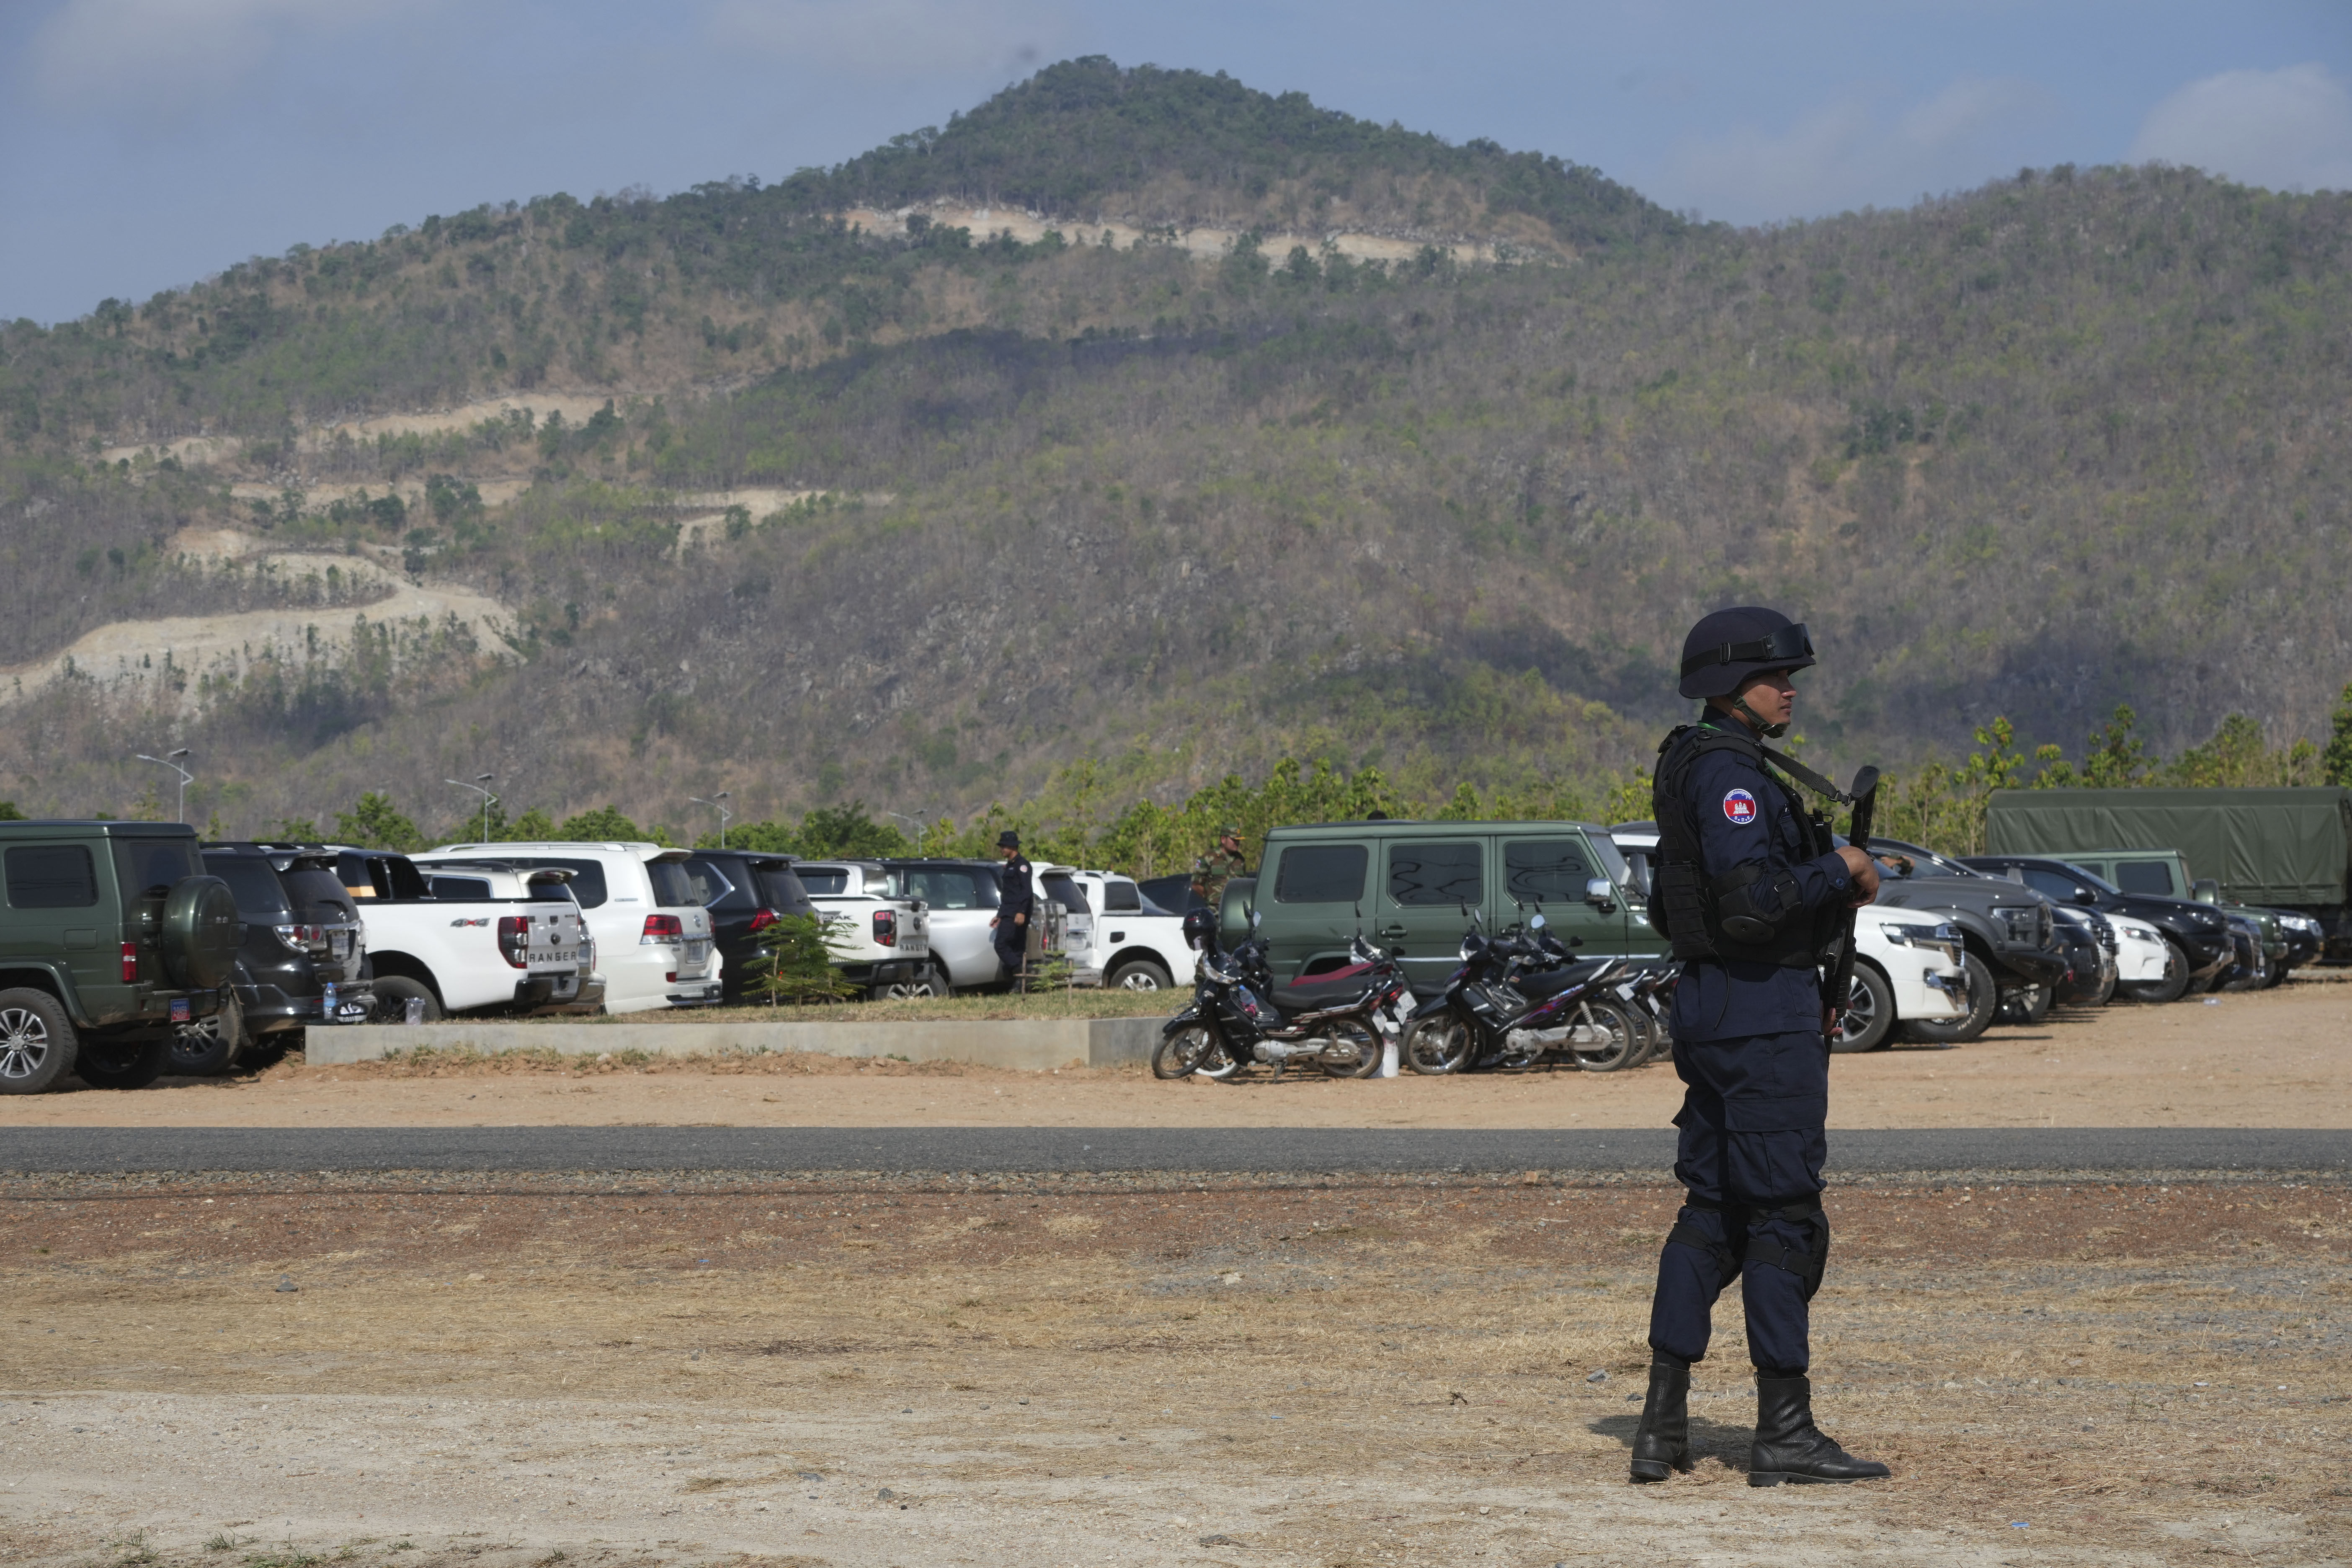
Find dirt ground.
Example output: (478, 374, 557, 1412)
(1, 1174, 2345, 1567)
(4, 975, 2345, 1131)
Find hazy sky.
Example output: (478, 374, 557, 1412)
(4, 0, 2348, 325)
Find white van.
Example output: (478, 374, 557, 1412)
(415, 841, 720, 1014)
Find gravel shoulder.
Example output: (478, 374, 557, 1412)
(1, 1176, 2344, 1567)
(2, 975, 2345, 1130)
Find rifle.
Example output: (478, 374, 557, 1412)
(1823, 765, 1882, 1044)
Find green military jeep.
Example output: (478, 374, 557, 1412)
(1222, 818, 1661, 991)
(0, 821, 241, 1093)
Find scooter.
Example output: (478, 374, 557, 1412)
(1153, 911, 1408, 1081)
(1401, 908, 1642, 1073)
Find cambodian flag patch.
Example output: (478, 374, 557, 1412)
(1722, 788, 1759, 825)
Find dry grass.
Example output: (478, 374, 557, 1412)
(0, 1177, 2343, 1565)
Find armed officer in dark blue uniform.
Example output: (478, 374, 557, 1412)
(990, 830, 1035, 987)
(1627, 606, 1891, 1488)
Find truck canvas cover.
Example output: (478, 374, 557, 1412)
(1985, 787, 2352, 906)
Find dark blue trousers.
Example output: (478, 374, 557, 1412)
(1646, 1030, 1829, 1375)
(993, 926, 1026, 983)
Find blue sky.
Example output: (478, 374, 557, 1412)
(3, 0, 2348, 324)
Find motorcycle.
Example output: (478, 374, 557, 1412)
(1154, 912, 1410, 1081)
(1609, 959, 1681, 1068)
(1400, 908, 1643, 1074)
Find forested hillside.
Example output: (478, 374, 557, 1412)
(1, 57, 2347, 843)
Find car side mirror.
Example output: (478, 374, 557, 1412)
(1584, 877, 1615, 911)
(2192, 879, 2220, 905)
(2072, 888, 2097, 905)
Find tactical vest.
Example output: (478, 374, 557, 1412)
(1648, 720, 1843, 968)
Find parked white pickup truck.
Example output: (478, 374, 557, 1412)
(793, 860, 934, 998)
(1060, 868, 1193, 993)
(415, 841, 721, 1013)
(880, 858, 1087, 992)
(327, 846, 596, 1021)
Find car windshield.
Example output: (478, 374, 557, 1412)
(645, 859, 700, 908)
(279, 866, 357, 921)
(753, 862, 812, 913)
(205, 855, 291, 918)
(681, 858, 742, 908)
(2058, 862, 2125, 897)
(1586, 833, 1632, 889)
(797, 867, 850, 896)
(1864, 838, 1978, 879)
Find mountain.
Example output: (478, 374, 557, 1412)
(1, 58, 2348, 844)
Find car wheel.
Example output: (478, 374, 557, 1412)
(1108, 960, 1174, 994)
(2120, 939, 2192, 1004)
(2001, 980, 2054, 1026)
(0, 989, 77, 1095)
(366, 975, 442, 1024)
(75, 1037, 170, 1091)
(1829, 965, 1896, 1054)
(877, 966, 951, 1000)
(1902, 952, 1995, 1044)
(170, 995, 245, 1075)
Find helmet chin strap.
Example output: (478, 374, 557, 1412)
(1729, 693, 1790, 739)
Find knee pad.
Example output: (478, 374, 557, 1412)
(1743, 1203, 1830, 1301)
(1665, 1209, 1745, 1288)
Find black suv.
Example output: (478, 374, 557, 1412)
(678, 850, 815, 1004)
(1960, 854, 2234, 1003)
(0, 820, 239, 1093)
(172, 843, 372, 1073)
(1859, 836, 2070, 1036)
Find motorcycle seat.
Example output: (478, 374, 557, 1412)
(1511, 957, 1612, 997)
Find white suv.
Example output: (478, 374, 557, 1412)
(415, 841, 720, 1013)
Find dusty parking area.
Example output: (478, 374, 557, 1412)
(2, 972, 2345, 1131)
(2, 1173, 2347, 1567)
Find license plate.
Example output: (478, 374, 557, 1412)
(683, 939, 712, 965)
(331, 930, 353, 959)
(169, 997, 191, 1023)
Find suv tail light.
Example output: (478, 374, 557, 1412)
(273, 922, 329, 954)
(873, 910, 897, 947)
(641, 914, 684, 945)
(121, 942, 139, 983)
(748, 907, 781, 933)
(497, 915, 530, 970)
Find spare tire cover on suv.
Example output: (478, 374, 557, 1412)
(161, 875, 242, 989)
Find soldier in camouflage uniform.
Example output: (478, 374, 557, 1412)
(1189, 825, 1250, 913)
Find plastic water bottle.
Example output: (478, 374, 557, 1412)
(404, 996, 427, 1025)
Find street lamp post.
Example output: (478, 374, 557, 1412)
(134, 748, 193, 823)
(886, 810, 926, 852)
(446, 774, 497, 842)
(691, 791, 733, 848)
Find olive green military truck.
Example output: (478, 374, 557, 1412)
(1985, 787, 2350, 964)
(0, 820, 241, 1093)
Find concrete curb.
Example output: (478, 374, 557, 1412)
(301, 1016, 1166, 1072)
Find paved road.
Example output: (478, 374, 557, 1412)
(0, 1126, 2341, 1176)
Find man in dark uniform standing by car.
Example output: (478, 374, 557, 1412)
(990, 830, 1035, 988)
(1626, 606, 1891, 1488)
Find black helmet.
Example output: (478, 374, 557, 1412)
(1678, 606, 1815, 699)
(1181, 905, 1218, 950)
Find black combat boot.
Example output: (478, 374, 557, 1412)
(1747, 1373, 1891, 1486)
(1628, 1357, 1693, 1483)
